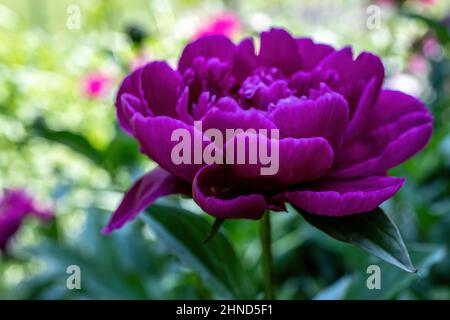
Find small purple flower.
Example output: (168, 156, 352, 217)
(104, 28, 432, 233)
(0, 189, 54, 251)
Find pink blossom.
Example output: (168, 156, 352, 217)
(193, 12, 242, 40)
(408, 54, 429, 75)
(82, 72, 111, 99)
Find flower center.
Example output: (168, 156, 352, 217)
(238, 67, 292, 110)
(239, 67, 283, 100)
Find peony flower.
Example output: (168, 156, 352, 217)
(104, 28, 432, 233)
(81, 72, 111, 99)
(193, 12, 242, 40)
(0, 189, 54, 251)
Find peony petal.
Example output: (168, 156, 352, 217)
(284, 176, 405, 216)
(116, 66, 148, 134)
(202, 107, 278, 139)
(141, 61, 182, 117)
(131, 114, 209, 182)
(317, 49, 384, 113)
(192, 164, 266, 219)
(178, 35, 236, 73)
(258, 28, 302, 75)
(232, 37, 257, 83)
(369, 90, 430, 130)
(118, 93, 149, 134)
(269, 92, 349, 148)
(332, 124, 432, 178)
(331, 91, 433, 178)
(225, 134, 334, 189)
(296, 38, 335, 71)
(318, 49, 384, 91)
(215, 97, 241, 112)
(343, 77, 379, 143)
(103, 167, 190, 234)
(175, 87, 194, 124)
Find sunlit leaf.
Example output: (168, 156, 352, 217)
(32, 122, 103, 165)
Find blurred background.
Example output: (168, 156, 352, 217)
(0, 0, 449, 299)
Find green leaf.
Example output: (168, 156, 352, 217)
(311, 244, 445, 300)
(344, 244, 446, 300)
(33, 122, 103, 165)
(298, 207, 417, 273)
(400, 9, 450, 45)
(313, 276, 352, 300)
(142, 204, 255, 299)
(204, 219, 224, 243)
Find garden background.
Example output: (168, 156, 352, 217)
(0, 0, 449, 299)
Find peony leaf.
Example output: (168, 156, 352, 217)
(344, 244, 446, 299)
(32, 121, 103, 165)
(312, 244, 445, 300)
(204, 218, 224, 243)
(142, 203, 255, 299)
(400, 9, 450, 45)
(297, 207, 417, 273)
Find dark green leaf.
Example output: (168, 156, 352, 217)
(400, 9, 450, 45)
(204, 219, 224, 243)
(298, 207, 416, 273)
(33, 122, 103, 165)
(142, 204, 255, 299)
(344, 244, 446, 299)
(313, 276, 352, 300)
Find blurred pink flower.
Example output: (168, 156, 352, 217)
(193, 12, 242, 40)
(0, 189, 54, 251)
(408, 54, 429, 74)
(82, 72, 111, 99)
(422, 37, 442, 59)
(418, 0, 437, 4)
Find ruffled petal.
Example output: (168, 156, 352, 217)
(175, 87, 194, 124)
(118, 93, 149, 134)
(116, 66, 148, 134)
(141, 61, 182, 117)
(296, 38, 335, 71)
(369, 90, 430, 129)
(284, 176, 405, 216)
(342, 78, 379, 143)
(317, 49, 384, 113)
(332, 91, 433, 178)
(258, 28, 302, 75)
(269, 92, 349, 148)
(232, 37, 257, 83)
(178, 35, 236, 73)
(202, 107, 278, 139)
(103, 167, 190, 234)
(131, 114, 209, 182)
(318, 49, 384, 91)
(192, 164, 266, 219)
(226, 134, 334, 189)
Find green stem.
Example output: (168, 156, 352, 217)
(260, 211, 276, 300)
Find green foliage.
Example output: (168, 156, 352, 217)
(299, 207, 416, 272)
(142, 204, 256, 299)
(1, 0, 449, 300)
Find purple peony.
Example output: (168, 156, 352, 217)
(0, 189, 54, 251)
(104, 28, 432, 233)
